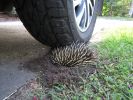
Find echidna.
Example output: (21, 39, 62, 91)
(50, 42, 96, 67)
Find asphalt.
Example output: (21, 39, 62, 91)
(0, 17, 133, 100)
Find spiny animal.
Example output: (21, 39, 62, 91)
(50, 42, 96, 67)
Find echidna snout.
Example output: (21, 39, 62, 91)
(50, 42, 96, 67)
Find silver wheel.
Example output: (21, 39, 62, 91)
(73, 0, 95, 32)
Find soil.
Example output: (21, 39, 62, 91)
(5, 80, 42, 100)
(5, 53, 97, 100)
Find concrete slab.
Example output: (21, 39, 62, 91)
(0, 21, 50, 100)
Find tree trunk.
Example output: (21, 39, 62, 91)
(97, 0, 104, 16)
(129, 1, 133, 17)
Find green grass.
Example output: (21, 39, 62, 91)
(32, 27, 133, 100)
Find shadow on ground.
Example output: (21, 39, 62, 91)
(22, 54, 97, 88)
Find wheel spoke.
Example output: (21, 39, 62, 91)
(73, 0, 82, 7)
(83, 5, 87, 28)
(73, 0, 96, 32)
(89, 0, 93, 10)
(87, 0, 94, 15)
(76, 2, 85, 26)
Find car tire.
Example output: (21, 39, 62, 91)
(14, 0, 98, 47)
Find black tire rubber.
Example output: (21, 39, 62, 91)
(14, 0, 98, 47)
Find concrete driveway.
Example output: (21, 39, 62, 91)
(0, 21, 50, 100)
(0, 17, 133, 100)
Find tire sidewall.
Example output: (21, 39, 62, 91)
(67, 0, 98, 42)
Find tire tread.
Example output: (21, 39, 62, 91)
(14, 0, 74, 47)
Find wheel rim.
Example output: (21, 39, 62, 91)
(73, 0, 95, 32)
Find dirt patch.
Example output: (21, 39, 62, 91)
(21, 54, 97, 87)
(5, 80, 40, 100)
(6, 52, 97, 99)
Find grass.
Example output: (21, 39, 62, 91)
(31, 27, 133, 100)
